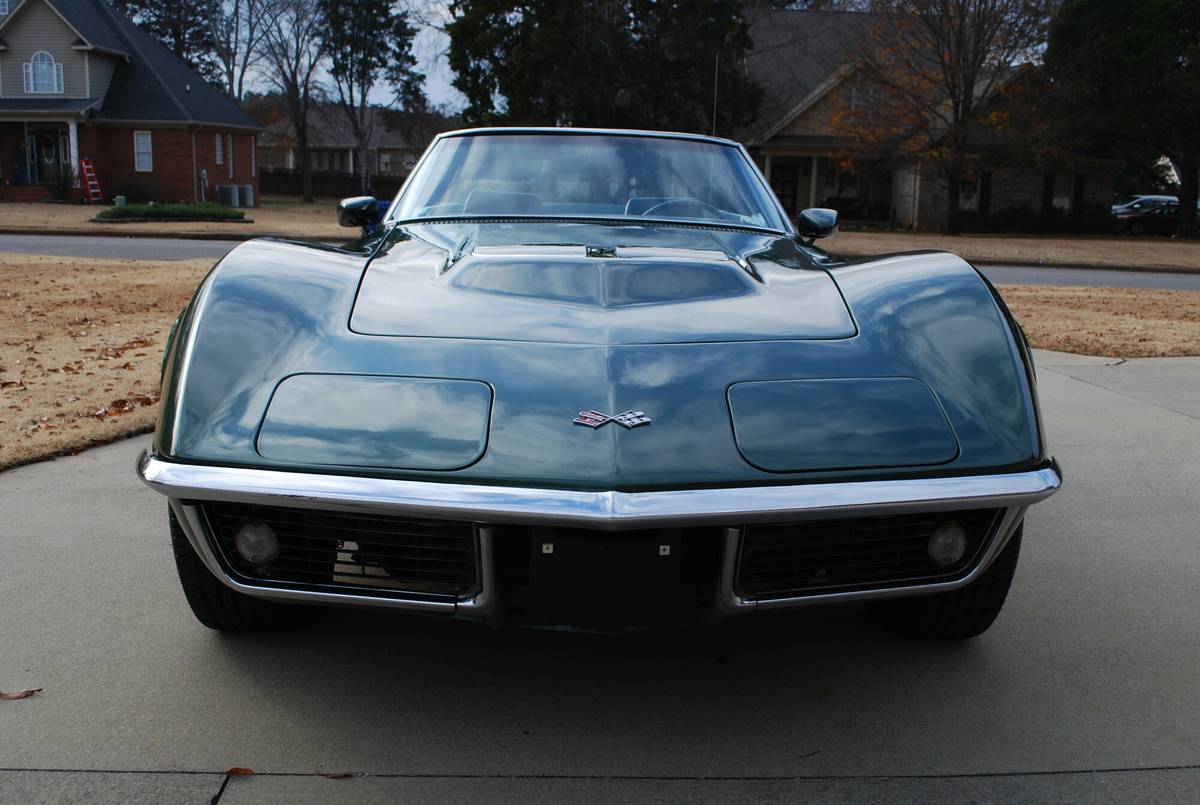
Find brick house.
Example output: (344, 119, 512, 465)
(740, 6, 1118, 230)
(256, 104, 424, 179)
(0, 0, 260, 205)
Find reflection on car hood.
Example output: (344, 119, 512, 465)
(350, 221, 856, 344)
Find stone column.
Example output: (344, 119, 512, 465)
(809, 155, 819, 208)
(67, 119, 79, 185)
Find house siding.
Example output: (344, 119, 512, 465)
(81, 124, 258, 206)
(779, 88, 841, 138)
(87, 51, 116, 99)
(0, 0, 87, 98)
(192, 129, 259, 205)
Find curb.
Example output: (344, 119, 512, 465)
(0, 227, 329, 242)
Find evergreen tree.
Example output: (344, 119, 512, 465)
(446, 0, 762, 136)
(112, 0, 219, 81)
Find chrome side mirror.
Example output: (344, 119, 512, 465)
(337, 196, 381, 229)
(797, 207, 838, 240)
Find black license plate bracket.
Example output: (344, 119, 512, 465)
(527, 529, 682, 627)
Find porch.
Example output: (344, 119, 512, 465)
(758, 151, 894, 225)
(0, 107, 89, 201)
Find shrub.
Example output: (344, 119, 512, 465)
(44, 171, 74, 202)
(959, 202, 1116, 234)
(93, 202, 245, 221)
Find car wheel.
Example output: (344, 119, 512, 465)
(868, 524, 1022, 640)
(1126, 222, 1145, 235)
(169, 506, 304, 631)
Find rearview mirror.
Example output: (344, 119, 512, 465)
(797, 207, 838, 240)
(337, 196, 381, 229)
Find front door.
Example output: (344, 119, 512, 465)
(26, 126, 67, 185)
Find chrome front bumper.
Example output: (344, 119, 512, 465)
(138, 451, 1061, 622)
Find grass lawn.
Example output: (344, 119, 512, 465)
(2, 251, 1198, 470)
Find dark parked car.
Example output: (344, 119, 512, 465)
(1111, 194, 1177, 215)
(1117, 202, 1194, 235)
(138, 128, 1060, 639)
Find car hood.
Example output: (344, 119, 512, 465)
(349, 222, 856, 344)
(160, 230, 1041, 490)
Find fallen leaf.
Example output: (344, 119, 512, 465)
(226, 767, 254, 776)
(1, 688, 42, 700)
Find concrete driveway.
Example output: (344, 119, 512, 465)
(1, 350, 1198, 803)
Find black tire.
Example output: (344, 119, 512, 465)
(869, 525, 1023, 640)
(169, 506, 303, 632)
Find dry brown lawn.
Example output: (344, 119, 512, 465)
(0, 254, 209, 469)
(1, 252, 1197, 470)
(997, 284, 1200, 358)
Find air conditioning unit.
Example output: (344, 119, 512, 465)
(216, 185, 240, 207)
(239, 185, 254, 208)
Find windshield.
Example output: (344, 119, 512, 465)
(393, 132, 786, 231)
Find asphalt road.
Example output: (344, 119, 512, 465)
(0, 233, 238, 262)
(1, 350, 1198, 803)
(0, 233, 1198, 289)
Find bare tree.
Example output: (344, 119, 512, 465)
(839, 0, 1056, 233)
(259, 0, 325, 202)
(319, 0, 424, 196)
(207, 0, 270, 101)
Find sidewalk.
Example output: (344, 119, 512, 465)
(1, 202, 1199, 272)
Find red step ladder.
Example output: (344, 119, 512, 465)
(79, 158, 103, 203)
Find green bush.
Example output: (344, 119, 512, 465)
(44, 171, 74, 202)
(94, 202, 244, 221)
(958, 202, 1115, 234)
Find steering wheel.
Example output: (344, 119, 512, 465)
(641, 198, 722, 220)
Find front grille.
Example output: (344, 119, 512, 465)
(737, 509, 1000, 598)
(203, 502, 477, 597)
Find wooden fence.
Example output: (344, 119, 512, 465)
(259, 169, 408, 199)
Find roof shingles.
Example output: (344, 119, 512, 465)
(0, 0, 258, 129)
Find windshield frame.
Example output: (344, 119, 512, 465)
(383, 128, 794, 236)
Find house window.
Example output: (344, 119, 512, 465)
(24, 51, 64, 94)
(0, 1, 10, 14)
(133, 131, 153, 172)
(250, 136, 256, 178)
(215, 133, 224, 165)
(226, 134, 234, 178)
(959, 172, 979, 212)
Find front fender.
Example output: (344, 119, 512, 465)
(827, 250, 1046, 468)
(155, 239, 370, 460)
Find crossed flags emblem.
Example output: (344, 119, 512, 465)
(573, 410, 652, 429)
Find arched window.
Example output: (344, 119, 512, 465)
(24, 51, 63, 94)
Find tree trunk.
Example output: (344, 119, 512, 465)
(1177, 152, 1198, 239)
(297, 125, 313, 203)
(360, 143, 370, 196)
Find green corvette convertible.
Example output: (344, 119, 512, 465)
(138, 128, 1061, 638)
